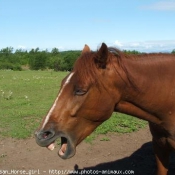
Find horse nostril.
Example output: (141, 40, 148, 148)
(36, 130, 55, 140)
(43, 131, 54, 139)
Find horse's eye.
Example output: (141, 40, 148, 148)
(75, 89, 87, 96)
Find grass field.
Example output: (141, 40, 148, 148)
(0, 70, 147, 140)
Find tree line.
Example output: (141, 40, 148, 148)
(0, 47, 175, 71)
(0, 47, 81, 71)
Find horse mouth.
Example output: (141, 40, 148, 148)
(35, 130, 76, 159)
(40, 135, 76, 159)
(47, 137, 69, 156)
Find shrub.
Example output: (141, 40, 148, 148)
(29, 52, 47, 70)
(0, 62, 22, 71)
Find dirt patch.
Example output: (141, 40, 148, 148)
(0, 126, 175, 175)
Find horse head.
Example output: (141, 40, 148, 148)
(35, 43, 124, 159)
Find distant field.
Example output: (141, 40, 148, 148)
(0, 70, 147, 139)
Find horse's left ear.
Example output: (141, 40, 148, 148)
(94, 43, 108, 69)
(81, 44, 91, 55)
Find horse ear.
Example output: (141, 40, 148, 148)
(81, 44, 91, 55)
(94, 43, 108, 69)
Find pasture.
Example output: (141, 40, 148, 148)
(0, 70, 147, 140)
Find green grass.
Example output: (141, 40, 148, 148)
(0, 70, 68, 138)
(85, 113, 147, 143)
(0, 70, 147, 139)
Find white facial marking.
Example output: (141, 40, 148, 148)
(41, 72, 74, 129)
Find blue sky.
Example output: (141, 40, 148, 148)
(0, 0, 175, 52)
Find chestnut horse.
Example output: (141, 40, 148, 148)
(35, 43, 175, 175)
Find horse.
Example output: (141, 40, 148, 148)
(35, 43, 175, 175)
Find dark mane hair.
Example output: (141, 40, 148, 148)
(107, 47, 138, 90)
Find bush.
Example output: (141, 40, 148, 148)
(48, 56, 62, 71)
(59, 51, 81, 71)
(0, 62, 22, 71)
(29, 52, 47, 70)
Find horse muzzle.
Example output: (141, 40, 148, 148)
(35, 129, 76, 159)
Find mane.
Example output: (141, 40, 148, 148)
(73, 47, 175, 92)
(106, 48, 175, 89)
(73, 47, 142, 90)
(107, 47, 138, 90)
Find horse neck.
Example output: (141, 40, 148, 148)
(118, 53, 175, 102)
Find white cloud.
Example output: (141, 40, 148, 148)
(17, 45, 26, 49)
(113, 40, 175, 52)
(142, 0, 175, 11)
(58, 46, 64, 51)
(129, 42, 140, 47)
(114, 40, 123, 47)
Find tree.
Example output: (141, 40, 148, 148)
(123, 50, 141, 54)
(48, 56, 62, 71)
(0, 47, 13, 56)
(0, 46, 82, 71)
(60, 51, 81, 71)
(14, 49, 28, 65)
(29, 49, 47, 70)
(172, 49, 175, 54)
(51, 48, 59, 56)
(29, 47, 40, 54)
